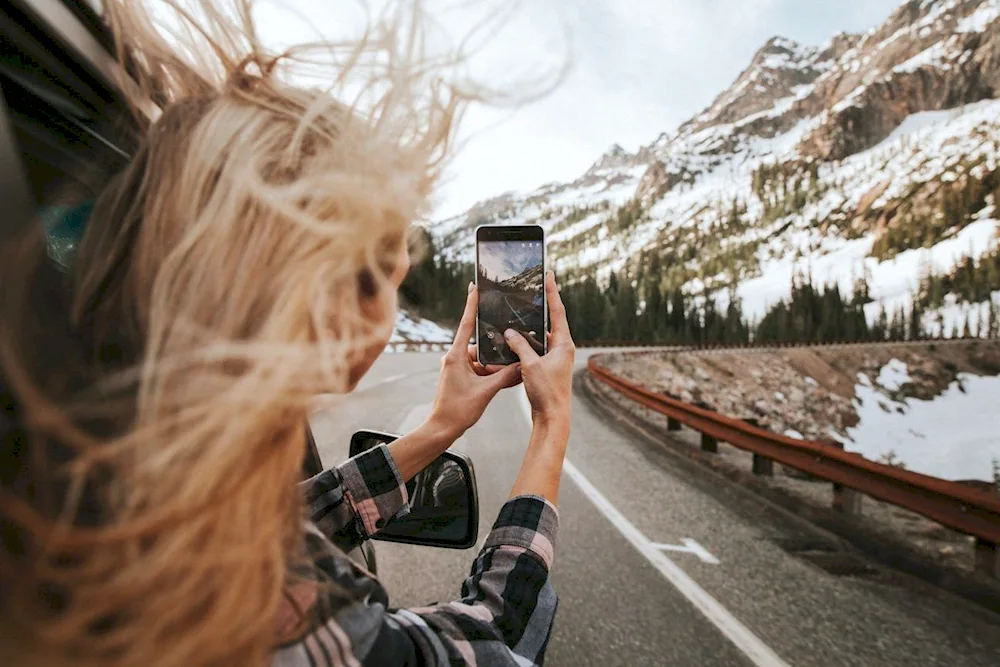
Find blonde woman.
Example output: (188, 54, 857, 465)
(0, 1, 574, 666)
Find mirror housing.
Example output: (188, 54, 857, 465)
(350, 430, 479, 549)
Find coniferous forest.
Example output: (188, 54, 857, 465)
(403, 252, 999, 345)
(401, 226, 1000, 345)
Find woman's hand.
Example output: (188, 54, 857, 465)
(427, 284, 523, 440)
(504, 271, 575, 504)
(503, 271, 576, 431)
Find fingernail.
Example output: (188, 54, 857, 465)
(504, 329, 516, 340)
(546, 269, 554, 278)
(468, 282, 475, 294)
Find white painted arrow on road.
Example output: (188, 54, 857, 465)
(651, 539, 720, 565)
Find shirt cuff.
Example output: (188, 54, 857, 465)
(339, 444, 410, 537)
(483, 495, 559, 569)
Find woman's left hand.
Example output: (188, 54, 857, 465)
(428, 284, 523, 440)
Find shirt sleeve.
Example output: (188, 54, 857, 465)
(272, 495, 560, 667)
(299, 443, 410, 554)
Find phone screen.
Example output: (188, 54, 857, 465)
(476, 226, 546, 365)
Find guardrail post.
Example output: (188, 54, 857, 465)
(832, 483, 862, 515)
(743, 419, 773, 476)
(975, 539, 999, 579)
(695, 402, 718, 452)
(662, 393, 683, 431)
(752, 454, 773, 476)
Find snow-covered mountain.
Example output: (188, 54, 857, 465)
(501, 264, 545, 294)
(430, 0, 1000, 327)
(391, 310, 453, 344)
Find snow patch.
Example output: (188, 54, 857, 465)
(878, 108, 956, 147)
(846, 372, 1000, 481)
(956, 2, 1000, 33)
(876, 359, 912, 391)
(893, 41, 953, 74)
(391, 311, 453, 343)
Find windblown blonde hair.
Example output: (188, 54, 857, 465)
(0, 1, 495, 665)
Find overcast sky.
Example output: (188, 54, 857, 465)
(259, 0, 903, 218)
(478, 240, 543, 281)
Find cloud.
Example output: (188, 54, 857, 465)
(256, 0, 904, 218)
(431, 0, 902, 217)
(478, 240, 542, 281)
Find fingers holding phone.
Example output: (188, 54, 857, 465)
(503, 271, 575, 430)
(516, 330, 545, 355)
(427, 285, 523, 440)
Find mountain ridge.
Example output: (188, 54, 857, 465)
(501, 263, 544, 294)
(429, 0, 1000, 333)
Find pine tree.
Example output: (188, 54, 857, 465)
(909, 299, 924, 341)
(614, 278, 639, 342)
(872, 304, 888, 341)
(646, 281, 665, 342)
(607, 272, 620, 302)
(669, 290, 686, 340)
(603, 302, 621, 342)
(725, 287, 748, 343)
(889, 307, 906, 341)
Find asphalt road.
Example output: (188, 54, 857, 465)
(309, 351, 1000, 667)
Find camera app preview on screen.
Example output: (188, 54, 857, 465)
(477, 238, 545, 365)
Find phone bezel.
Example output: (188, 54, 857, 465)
(474, 224, 547, 366)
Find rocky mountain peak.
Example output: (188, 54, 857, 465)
(797, 0, 999, 160)
(682, 35, 839, 135)
(429, 0, 1000, 324)
(606, 143, 629, 156)
(587, 143, 638, 174)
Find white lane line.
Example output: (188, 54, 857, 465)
(314, 373, 409, 409)
(516, 390, 791, 667)
(651, 539, 721, 565)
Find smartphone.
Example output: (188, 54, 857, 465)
(475, 225, 547, 365)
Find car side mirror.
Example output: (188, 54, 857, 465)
(349, 430, 479, 549)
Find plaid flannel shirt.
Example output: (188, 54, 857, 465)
(273, 444, 559, 667)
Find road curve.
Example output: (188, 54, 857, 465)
(309, 351, 1000, 667)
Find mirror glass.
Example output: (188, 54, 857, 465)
(350, 431, 478, 548)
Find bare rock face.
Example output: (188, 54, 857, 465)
(428, 0, 1000, 279)
(799, 0, 1000, 160)
(587, 144, 638, 174)
(644, 1, 1000, 197)
(464, 193, 519, 225)
(635, 161, 692, 205)
(684, 37, 841, 136)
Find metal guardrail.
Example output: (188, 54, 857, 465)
(583, 336, 992, 353)
(387, 335, 994, 355)
(385, 341, 451, 353)
(587, 355, 1000, 578)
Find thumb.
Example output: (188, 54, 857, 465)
(504, 329, 538, 362)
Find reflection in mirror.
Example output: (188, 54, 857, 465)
(392, 458, 470, 542)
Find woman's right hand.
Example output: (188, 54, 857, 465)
(504, 271, 576, 430)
